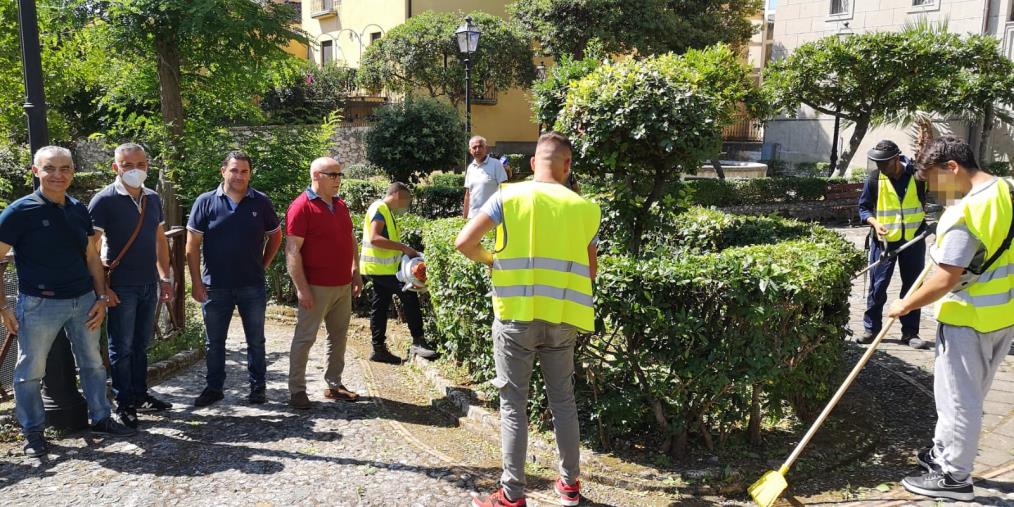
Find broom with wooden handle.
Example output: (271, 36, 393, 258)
(749, 263, 933, 507)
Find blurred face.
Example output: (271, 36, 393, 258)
(469, 139, 488, 162)
(924, 161, 965, 206)
(392, 190, 412, 212)
(33, 152, 75, 195)
(312, 161, 343, 194)
(221, 158, 251, 194)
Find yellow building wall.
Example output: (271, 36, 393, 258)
(302, 0, 540, 152)
(283, 38, 309, 60)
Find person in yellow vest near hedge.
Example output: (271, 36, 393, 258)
(887, 136, 1014, 501)
(361, 182, 438, 364)
(858, 140, 930, 348)
(456, 132, 601, 507)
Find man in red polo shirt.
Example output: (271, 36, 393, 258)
(285, 157, 363, 410)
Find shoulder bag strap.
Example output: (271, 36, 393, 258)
(107, 194, 148, 272)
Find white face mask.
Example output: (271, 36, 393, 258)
(120, 168, 148, 188)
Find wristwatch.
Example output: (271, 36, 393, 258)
(96, 294, 110, 303)
(160, 277, 172, 284)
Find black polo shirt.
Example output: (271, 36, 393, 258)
(0, 191, 94, 298)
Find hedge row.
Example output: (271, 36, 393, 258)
(341, 178, 462, 219)
(421, 207, 862, 453)
(682, 177, 850, 208)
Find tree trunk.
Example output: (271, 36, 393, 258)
(748, 383, 762, 446)
(154, 34, 185, 226)
(711, 159, 726, 180)
(978, 104, 995, 166)
(628, 170, 667, 256)
(835, 116, 870, 177)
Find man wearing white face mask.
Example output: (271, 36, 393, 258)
(88, 143, 174, 428)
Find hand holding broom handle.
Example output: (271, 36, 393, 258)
(781, 262, 933, 473)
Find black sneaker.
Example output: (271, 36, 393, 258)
(856, 330, 876, 345)
(136, 394, 173, 412)
(903, 334, 931, 350)
(23, 433, 47, 458)
(90, 416, 138, 437)
(116, 407, 139, 429)
(409, 342, 439, 360)
(248, 388, 267, 405)
(916, 445, 941, 472)
(194, 387, 224, 407)
(902, 470, 974, 501)
(370, 346, 402, 365)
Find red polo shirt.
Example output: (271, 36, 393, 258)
(286, 190, 354, 286)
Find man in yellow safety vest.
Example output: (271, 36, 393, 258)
(456, 132, 600, 507)
(888, 136, 1014, 501)
(859, 140, 929, 348)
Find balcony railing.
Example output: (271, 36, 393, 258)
(723, 111, 764, 142)
(310, 0, 338, 18)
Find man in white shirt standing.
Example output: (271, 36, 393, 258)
(462, 135, 509, 219)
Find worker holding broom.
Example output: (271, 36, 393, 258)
(858, 140, 930, 349)
(886, 136, 1014, 501)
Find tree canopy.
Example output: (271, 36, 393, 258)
(508, 0, 761, 59)
(364, 98, 466, 184)
(357, 10, 536, 106)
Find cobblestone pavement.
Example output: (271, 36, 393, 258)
(0, 313, 684, 506)
(835, 225, 1014, 506)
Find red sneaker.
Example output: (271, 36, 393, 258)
(555, 478, 581, 506)
(471, 488, 526, 507)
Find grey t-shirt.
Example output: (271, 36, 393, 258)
(933, 178, 997, 270)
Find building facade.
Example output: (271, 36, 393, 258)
(301, 0, 540, 154)
(767, 0, 1014, 169)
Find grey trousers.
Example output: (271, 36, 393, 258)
(931, 323, 1014, 480)
(491, 319, 581, 500)
(288, 284, 352, 394)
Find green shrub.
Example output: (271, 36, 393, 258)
(680, 177, 847, 208)
(506, 154, 531, 181)
(429, 172, 464, 188)
(762, 159, 789, 177)
(340, 178, 386, 214)
(421, 207, 861, 452)
(343, 163, 386, 181)
(986, 161, 1011, 177)
(413, 186, 463, 219)
(365, 98, 466, 184)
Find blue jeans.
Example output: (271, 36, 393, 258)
(106, 283, 158, 408)
(864, 236, 925, 335)
(202, 285, 267, 392)
(13, 292, 111, 435)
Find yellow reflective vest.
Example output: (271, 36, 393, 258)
(360, 200, 401, 275)
(491, 181, 601, 332)
(936, 177, 1014, 333)
(876, 172, 926, 242)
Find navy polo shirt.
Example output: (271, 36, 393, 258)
(186, 185, 280, 289)
(89, 179, 165, 287)
(0, 191, 95, 298)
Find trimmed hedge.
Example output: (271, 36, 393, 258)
(421, 207, 862, 453)
(430, 172, 465, 188)
(684, 177, 848, 207)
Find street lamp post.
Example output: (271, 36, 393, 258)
(455, 16, 480, 139)
(16, 0, 89, 430)
(829, 21, 854, 176)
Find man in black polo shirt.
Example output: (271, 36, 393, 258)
(0, 146, 135, 457)
(89, 143, 174, 428)
(186, 151, 282, 407)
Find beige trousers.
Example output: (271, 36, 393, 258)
(288, 284, 352, 394)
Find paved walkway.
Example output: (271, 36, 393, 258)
(837, 226, 1014, 505)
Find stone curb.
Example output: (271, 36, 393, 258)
(146, 347, 206, 386)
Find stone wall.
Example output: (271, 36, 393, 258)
(329, 126, 370, 166)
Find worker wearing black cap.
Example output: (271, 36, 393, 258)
(857, 140, 929, 349)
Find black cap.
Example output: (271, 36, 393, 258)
(867, 140, 901, 162)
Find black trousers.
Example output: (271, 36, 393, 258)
(366, 274, 424, 348)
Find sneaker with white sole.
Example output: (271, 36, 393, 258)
(555, 478, 580, 506)
(902, 470, 973, 501)
(915, 445, 939, 472)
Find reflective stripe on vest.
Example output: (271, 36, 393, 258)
(360, 200, 401, 275)
(491, 181, 601, 332)
(876, 173, 925, 242)
(936, 178, 1014, 333)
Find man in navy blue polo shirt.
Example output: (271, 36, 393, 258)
(89, 143, 174, 428)
(186, 151, 282, 407)
(0, 146, 135, 457)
